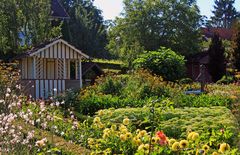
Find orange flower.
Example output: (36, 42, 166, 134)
(156, 131, 167, 145)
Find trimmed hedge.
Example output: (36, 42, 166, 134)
(96, 106, 239, 145)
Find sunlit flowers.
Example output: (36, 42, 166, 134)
(93, 117, 101, 124)
(187, 132, 199, 141)
(123, 117, 130, 125)
(171, 142, 180, 151)
(179, 140, 188, 149)
(156, 131, 167, 145)
(202, 144, 210, 153)
(35, 138, 47, 147)
(218, 143, 230, 153)
(120, 134, 127, 141)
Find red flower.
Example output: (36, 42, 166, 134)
(156, 131, 167, 145)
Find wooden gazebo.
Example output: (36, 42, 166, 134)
(16, 38, 89, 99)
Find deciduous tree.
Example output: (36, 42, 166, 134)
(107, 0, 202, 65)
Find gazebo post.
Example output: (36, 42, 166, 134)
(33, 57, 36, 79)
(63, 59, 66, 79)
(79, 57, 82, 88)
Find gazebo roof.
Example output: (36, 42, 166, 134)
(14, 38, 89, 59)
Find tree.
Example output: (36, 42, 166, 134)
(210, 0, 239, 28)
(208, 34, 226, 82)
(60, 0, 108, 58)
(107, 0, 202, 65)
(133, 47, 186, 81)
(0, 0, 19, 59)
(232, 21, 240, 70)
(0, 0, 61, 60)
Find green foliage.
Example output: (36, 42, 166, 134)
(74, 70, 171, 115)
(172, 94, 233, 108)
(208, 34, 226, 82)
(107, 0, 201, 64)
(216, 75, 235, 84)
(133, 47, 186, 81)
(0, 0, 62, 59)
(60, 0, 108, 58)
(210, 0, 239, 28)
(97, 106, 239, 145)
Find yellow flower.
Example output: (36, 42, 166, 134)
(103, 128, 110, 134)
(120, 134, 127, 141)
(171, 142, 180, 151)
(111, 124, 117, 131)
(219, 143, 230, 153)
(179, 140, 189, 149)
(126, 132, 132, 139)
(98, 110, 104, 116)
(102, 133, 109, 139)
(119, 124, 127, 131)
(88, 138, 94, 145)
(187, 132, 199, 140)
(202, 144, 210, 153)
(143, 144, 150, 151)
(98, 122, 104, 129)
(212, 152, 218, 155)
(138, 144, 145, 151)
(133, 137, 142, 146)
(123, 117, 130, 125)
(187, 132, 194, 139)
(169, 139, 177, 146)
(151, 137, 159, 144)
(93, 117, 101, 124)
(139, 130, 147, 137)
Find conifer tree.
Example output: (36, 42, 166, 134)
(210, 0, 239, 28)
(208, 34, 226, 82)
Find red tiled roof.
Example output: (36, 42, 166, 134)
(201, 27, 233, 40)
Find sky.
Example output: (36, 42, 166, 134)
(93, 0, 240, 20)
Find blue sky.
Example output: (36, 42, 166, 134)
(93, 0, 240, 20)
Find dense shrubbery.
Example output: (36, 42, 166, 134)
(96, 107, 239, 146)
(74, 70, 172, 115)
(67, 70, 235, 116)
(133, 47, 186, 81)
(88, 116, 238, 154)
(172, 94, 233, 108)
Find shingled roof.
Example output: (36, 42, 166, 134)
(202, 27, 233, 40)
(51, 0, 69, 19)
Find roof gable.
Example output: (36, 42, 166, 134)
(16, 38, 89, 59)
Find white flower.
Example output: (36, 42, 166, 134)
(6, 88, 11, 93)
(5, 93, 10, 97)
(53, 88, 57, 92)
(0, 100, 4, 103)
(55, 101, 60, 107)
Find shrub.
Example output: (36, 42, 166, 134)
(216, 75, 235, 84)
(96, 107, 239, 145)
(74, 70, 172, 115)
(133, 47, 186, 81)
(172, 94, 233, 108)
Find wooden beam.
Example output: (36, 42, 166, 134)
(79, 57, 82, 88)
(33, 57, 36, 79)
(63, 59, 66, 79)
